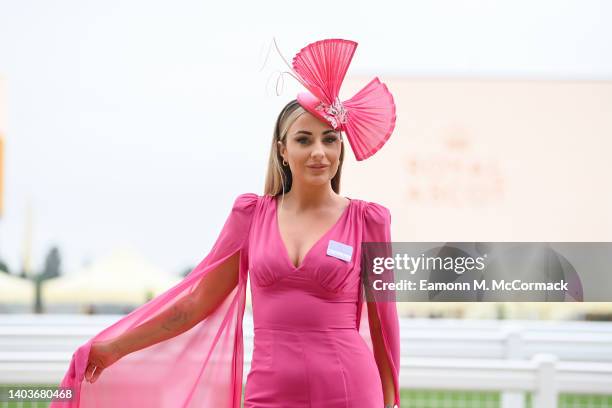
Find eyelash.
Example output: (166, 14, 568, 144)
(297, 136, 338, 145)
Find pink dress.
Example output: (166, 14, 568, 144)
(244, 195, 396, 407)
(50, 193, 400, 408)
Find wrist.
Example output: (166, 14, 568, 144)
(109, 338, 127, 359)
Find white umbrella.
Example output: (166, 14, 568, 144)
(44, 247, 182, 304)
(0, 273, 33, 303)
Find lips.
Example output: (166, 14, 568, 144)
(307, 164, 329, 169)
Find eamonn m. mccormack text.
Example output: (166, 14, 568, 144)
(372, 279, 569, 292)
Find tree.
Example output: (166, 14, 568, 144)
(33, 246, 62, 313)
(0, 258, 9, 274)
(181, 265, 195, 278)
(40, 247, 61, 280)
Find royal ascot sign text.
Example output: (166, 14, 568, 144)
(360, 242, 612, 302)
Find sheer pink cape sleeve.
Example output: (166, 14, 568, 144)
(356, 202, 401, 407)
(50, 193, 259, 408)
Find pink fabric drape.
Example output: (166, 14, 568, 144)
(357, 202, 401, 407)
(50, 193, 400, 407)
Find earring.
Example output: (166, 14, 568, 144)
(282, 158, 288, 166)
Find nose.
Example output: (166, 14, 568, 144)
(310, 139, 325, 159)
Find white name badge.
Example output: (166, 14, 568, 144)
(326, 240, 353, 262)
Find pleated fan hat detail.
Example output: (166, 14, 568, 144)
(287, 38, 397, 161)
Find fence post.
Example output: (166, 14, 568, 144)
(501, 324, 526, 408)
(503, 324, 524, 359)
(533, 353, 558, 408)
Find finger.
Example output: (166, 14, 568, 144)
(85, 363, 94, 382)
(91, 367, 102, 383)
(85, 363, 98, 382)
(90, 365, 98, 382)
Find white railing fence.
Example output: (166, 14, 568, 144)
(0, 314, 611, 408)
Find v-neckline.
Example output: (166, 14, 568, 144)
(274, 196, 352, 270)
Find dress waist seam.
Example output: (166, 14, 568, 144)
(254, 326, 357, 332)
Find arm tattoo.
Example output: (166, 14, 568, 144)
(161, 303, 190, 332)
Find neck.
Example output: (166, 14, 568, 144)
(281, 183, 338, 211)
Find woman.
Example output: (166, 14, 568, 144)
(52, 39, 400, 408)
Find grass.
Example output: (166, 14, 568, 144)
(1, 385, 612, 407)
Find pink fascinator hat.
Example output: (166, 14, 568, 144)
(288, 39, 396, 161)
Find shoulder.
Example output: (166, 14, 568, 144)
(227, 193, 263, 223)
(232, 192, 262, 210)
(225, 193, 263, 233)
(219, 194, 263, 245)
(356, 198, 392, 226)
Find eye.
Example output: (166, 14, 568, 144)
(324, 136, 339, 143)
(296, 137, 310, 145)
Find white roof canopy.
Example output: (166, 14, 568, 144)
(44, 247, 182, 304)
(0, 273, 33, 303)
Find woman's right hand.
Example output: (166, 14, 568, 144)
(84, 339, 123, 384)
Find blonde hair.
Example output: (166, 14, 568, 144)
(263, 99, 345, 197)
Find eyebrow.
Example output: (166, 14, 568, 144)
(293, 130, 339, 136)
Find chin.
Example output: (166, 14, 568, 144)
(304, 176, 331, 186)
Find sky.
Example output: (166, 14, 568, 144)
(0, 0, 611, 277)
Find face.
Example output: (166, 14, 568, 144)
(278, 111, 342, 188)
